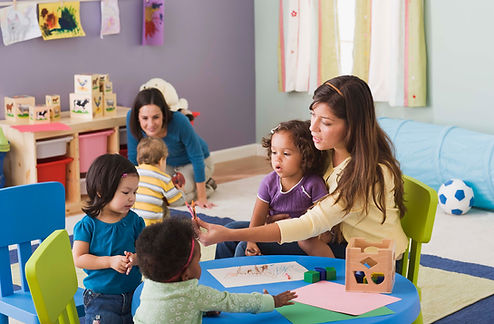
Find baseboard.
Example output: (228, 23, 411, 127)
(211, 143, 264, 163)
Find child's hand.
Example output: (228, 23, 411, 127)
(110, 255, 131, 274)
(245, 242, 261, 256)
(264, 289, 297, 308)
(124, 251, 137, 275)
(266, 213, 290, 224)
(203, 311, 221, 317)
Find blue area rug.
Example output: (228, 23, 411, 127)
(420, 254, 494, 323)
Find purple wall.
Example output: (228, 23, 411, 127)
(0, 0, 255, 150)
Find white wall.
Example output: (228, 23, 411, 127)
(254, 0, 494, 141)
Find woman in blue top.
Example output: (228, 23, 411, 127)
(127, 88, 216, 208)
(73, 154, 145, 324)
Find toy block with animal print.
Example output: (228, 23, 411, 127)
(70, 92, 103, 119)
(29, 105, 51, 123)
(4, 95, 35, 123)
(103, 93, 117, 116)
(345, 237, 396, 293)
(74, 74, 100, 95)
(45, 95, 61, 121)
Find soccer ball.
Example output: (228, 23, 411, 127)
(438, 179, 474, 215)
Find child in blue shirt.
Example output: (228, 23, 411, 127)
(73, 154, 145, 324)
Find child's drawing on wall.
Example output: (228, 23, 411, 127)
(38, 1, 85, 40)
(142, 0, 164, 46)
(100, 0, 120, 38)
(0, 3, 41, 46)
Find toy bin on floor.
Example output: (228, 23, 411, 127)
(0, 128, 10, 188)
(36, 156, 73, 188)
(78, 129, 115, 173)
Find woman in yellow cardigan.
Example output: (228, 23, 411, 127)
(197, 75, 408, 259)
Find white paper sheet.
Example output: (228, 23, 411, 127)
(207, 261, 308, 288)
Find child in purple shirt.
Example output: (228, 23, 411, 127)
(216, 120, 330, 258)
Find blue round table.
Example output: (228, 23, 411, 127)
(132, 255, 420, 323)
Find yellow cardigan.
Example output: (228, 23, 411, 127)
(277, 156, 408, 256)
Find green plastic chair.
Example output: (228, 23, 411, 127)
(25, 230, 79, 324)
(398, 175, 438, 324)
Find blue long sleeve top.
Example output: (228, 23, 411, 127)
(126, 110, 210, 183)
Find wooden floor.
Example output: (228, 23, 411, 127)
(212, 156, 271, 184)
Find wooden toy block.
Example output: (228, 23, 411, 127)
(325, 266, 336, 280)
(104, 81, 113, 93)
(50, 105, 62, 121)
(29, 105, 50, 123)
(4, 95, 35, 123)
(74, 74, 100, 95)
(70, 92, 103, 119)
(304, 270, 320, 283)
(103, 93, 117, 116)
(345, 237, 396, 293)
(314, 267, 326, 280)
(98, 74, 110, 91)
(45, 95, 61, 121)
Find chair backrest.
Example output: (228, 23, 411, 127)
(398, 175, 438, 285)
(25, 229, 79, 324)
(0, 182, 65, 296)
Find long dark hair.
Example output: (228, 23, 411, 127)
(82, 154, 138, 218)
(311, 75, 405, 220)
(129, 88, 173, 141)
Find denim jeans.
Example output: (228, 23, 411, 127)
(83, 289, 134, 324)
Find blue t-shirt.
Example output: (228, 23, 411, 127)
(257, 172, 328, 219)
(73, 210, 145, 294)
(126, 111, 210, 183)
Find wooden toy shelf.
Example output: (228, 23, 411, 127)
(0, 106, 130, 215)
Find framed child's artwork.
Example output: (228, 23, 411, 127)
(38, 1, 85, 40)
(142, 0, 164, 46)
(0, 3, 41, 46)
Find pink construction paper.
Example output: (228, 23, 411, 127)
(11, 122, 71, 132)
(293, 281, 401, 316)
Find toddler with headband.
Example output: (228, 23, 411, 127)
(134, 218, 297, 323)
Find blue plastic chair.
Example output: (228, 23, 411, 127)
(0, 182, 84, 324)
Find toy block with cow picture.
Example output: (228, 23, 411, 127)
(70, 92, 103, 119)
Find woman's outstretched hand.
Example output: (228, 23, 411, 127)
(194, 217, 228, 246)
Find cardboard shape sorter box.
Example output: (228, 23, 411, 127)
(345, 237, 396, 293)
(29, 105, 51, 123)
(74, 74, 100, 95)
(4, 95, 35, 123)
(70, 92, 103, 119)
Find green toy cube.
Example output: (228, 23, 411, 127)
(325, 266, 336, 280)
(304, 270, 320, 283)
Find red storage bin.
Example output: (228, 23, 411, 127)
(79, 129, 115, 173)
(36, 156, 73, 188)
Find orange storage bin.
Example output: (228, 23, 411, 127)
(36, 156, 73, 188)
(79, 129, 115, 173)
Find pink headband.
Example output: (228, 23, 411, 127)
(165, 238, 196, 282)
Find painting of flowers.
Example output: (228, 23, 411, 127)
(38, 1, 85, 40)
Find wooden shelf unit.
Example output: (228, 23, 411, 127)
(0, 106, 130, 215)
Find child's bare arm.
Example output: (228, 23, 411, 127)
(244, 199, 270, 255)
(73, 240, 130, 273)
(263, 289, 297, 308)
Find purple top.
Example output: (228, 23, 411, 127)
(257, 171, 328, 219)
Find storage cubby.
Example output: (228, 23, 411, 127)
(0, 106, 130, 215)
